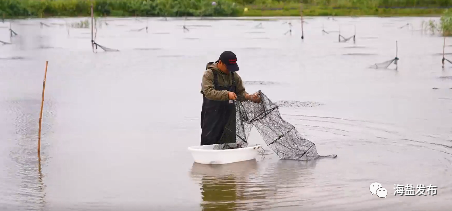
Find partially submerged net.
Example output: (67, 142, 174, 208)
(0, 40, 11, 45)
(284, 22, 292, 35)
(215, 91, 320, 161)
(92, 41, 119, 52)
(443, 57, 452, 67)
(254, 23, 263, 28)
(399, 23, 410, 29)
(339, 34, 355, 42)
(370, 58, 399, 69)
(10, 29, 17, 37)
(371, 41, 399, 69)
(131, 27, 148, 32)
(40, 22, 51, 28)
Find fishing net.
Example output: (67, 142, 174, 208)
(214, 91, 320, 161)
(443, 57, 452, 67)
(339, 34, 355, 42)
(0, 40, 11, 45)
(40, 22, 51, 28)
(399, 23, 410, 29)
(131, 27, 147, 32)
(370, 57, 399, 69)
(92, 41, 119, 52)
(10, 29, 17, 37)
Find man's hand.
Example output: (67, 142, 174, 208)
(246, 93, 261, 103)
(228, 92, 237, 100)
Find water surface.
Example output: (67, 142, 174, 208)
(1, 16, 452, 211)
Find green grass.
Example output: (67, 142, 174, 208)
(242, 6, 447, 17)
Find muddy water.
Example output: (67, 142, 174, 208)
(0, 16, 451, 211)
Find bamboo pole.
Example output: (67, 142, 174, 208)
(443, 37, 446, 68)
(38, 61, 49, 156)
(396, 41, 398, 58)
(91, 2, 94, 52)
(300, 4, 304, 40)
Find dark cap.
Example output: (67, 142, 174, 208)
(219, 51, 239, 72)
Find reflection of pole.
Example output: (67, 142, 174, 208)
(38, 61, 49, 156)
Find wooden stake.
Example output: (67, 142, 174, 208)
(38, 61, 49, 156)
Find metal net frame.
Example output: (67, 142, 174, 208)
(214, 91, 320, 161)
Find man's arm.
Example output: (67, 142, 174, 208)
(235, 74, 249, 102)
(202, 70, 229, 101)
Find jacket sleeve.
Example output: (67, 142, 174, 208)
(235, 74, 249, 102)
(202, 70, 229, 101)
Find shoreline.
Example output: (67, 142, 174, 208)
(0, 7, 448, 20)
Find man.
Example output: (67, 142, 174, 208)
(200, 51, 260, 147)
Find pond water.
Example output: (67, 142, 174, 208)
(0, 16, 451, 211)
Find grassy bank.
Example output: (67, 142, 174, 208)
(243, 7, 448, 17)
(1, 0, 452, 19)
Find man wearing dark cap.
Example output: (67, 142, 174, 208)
(200, 51, 260, 147)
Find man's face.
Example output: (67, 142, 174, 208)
(217, 60, 228, 72)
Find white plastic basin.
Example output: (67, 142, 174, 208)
(188, 144, 262, 165)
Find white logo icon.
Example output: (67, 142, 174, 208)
(376, 187, 388, 198)
(370, 182, 382, 195)
(370, 182, 387, 198)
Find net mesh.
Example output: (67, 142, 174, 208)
(370, 58, 398, 69)
(214, 91, 320, 161)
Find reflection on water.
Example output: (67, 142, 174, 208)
(2, 98, 52, 210)
(191, 160, 260, 211)
(190, 159, 318, 210)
